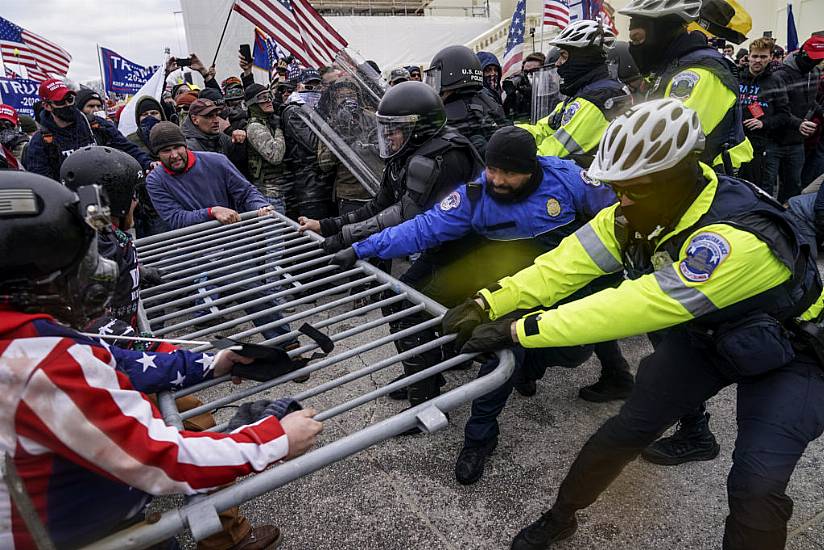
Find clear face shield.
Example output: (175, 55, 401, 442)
(530, 65, 562, 124)
(376, 113, 418, 158)
(424, 67, 442, 94)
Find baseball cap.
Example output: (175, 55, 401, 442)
(38, 78, 71, 102)
(189, 98, 222, 117)
(802, 34, 824, 60)
(389, 67, 410, 84)
(0, 104, 19, 126)
(301, 68, 321, 84)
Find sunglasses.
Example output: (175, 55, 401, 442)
(51, 93, 76, 108)
(608, 182, 659, 202)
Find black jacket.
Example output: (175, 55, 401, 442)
(773, 52, 822, 145)
(181, 116, 248, 176)
(738, 64, 791, 143)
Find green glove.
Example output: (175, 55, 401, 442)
(460, 319, 515, 354)
(442, 298, 490, 349)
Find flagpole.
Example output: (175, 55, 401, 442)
(212, 1, 237, 67)
(96, 44, 106, 97)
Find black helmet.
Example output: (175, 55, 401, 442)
(60, 146, 143, 219)
(425, 45, 483, 94)
(375, 81, 446, 158)
(0, 171, 117, 326)
(608, 41, 641, 84)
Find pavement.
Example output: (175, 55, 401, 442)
(146, 279, 824, 550)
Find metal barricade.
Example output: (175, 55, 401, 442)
(83, 210, 515, 549)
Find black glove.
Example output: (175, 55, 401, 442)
(140, 266, 163, 287)
(322, 233, 346, 253)
(329, 247, 357, 269)
(460, 318, 515, 354)
(442, 298, 490, 349)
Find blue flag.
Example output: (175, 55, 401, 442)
(787, 3, 799, 52)
(0, 77, 38, 116)
(253, 28, 273, 70)
(100, 47, 157, 95)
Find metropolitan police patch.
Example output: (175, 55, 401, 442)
(679, 232, 730, 283)
(440, 191, 461, 211)
(669, 70, 700, 100)
(561, 101, 580, 125)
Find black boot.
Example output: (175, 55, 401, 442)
(454, 438, 497, 485)
(511, 509, 578, 550)
(577, 368, 634, 402)
(387, 373, 446, 401)
(641, 412, 720, 465)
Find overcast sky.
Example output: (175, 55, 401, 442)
(2, 0, 188, 83)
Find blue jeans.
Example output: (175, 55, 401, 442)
(463, 344, 593, 446)
(768, 143, 805, 203)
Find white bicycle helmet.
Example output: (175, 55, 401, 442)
(619, 0, 702, 22)
(550, 20, 616, 50)
(588, 98, 705, 182)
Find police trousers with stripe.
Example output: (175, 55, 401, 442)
(551, 328, 824, 550)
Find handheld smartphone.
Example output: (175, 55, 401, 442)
(176, 57, 192, 67)
(239, 44, 253, 64)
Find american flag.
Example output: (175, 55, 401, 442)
(544, 0, 571, 29)
(501, 0, 527, 79)
(0, 16, 71, 82)
(233, 0, 348, 68)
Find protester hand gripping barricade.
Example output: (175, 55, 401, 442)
(0, 170, 516, 548)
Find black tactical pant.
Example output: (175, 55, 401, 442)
(551, 328, 824, 550)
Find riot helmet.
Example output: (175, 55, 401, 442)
(375, 81, 446, 158)
(0, 171, 118, 327)
(425, 45, 483, 94)
(60, 146, 143, 220)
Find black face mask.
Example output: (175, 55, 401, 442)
(628, 16, 685, 74)
(53, 105, 76, 123)
(618, 163, 704, 236)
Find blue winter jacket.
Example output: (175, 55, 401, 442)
(353, 156, 617, 260)
(23, 108, 153, 179)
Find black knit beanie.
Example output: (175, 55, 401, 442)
(485, 126, 537, 174)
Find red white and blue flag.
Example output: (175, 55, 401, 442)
(502, 0, 527, 79)
(544, 0, 570, 30)
(0, 16, 71, 82)
(233, 0, 348, 68)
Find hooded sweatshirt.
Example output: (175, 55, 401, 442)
(126, 95, 167, 157)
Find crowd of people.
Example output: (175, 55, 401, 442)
(2, 0, 824, 548)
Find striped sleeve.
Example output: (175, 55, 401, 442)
(13, 338, 289, 495)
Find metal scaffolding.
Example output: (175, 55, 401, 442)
(82, 210, 514, 549)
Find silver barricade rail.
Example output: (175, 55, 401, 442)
(82, 210, 515, 549)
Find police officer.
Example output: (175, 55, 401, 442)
(244, 83, 289, 212)
(622, 0, 752, 173)
(424, 45, 510, 156)
(442, 99, 824, 550)
(619, 0, 755, 465)
(330, 127, 631, 483)
(299, 81, 482, 406)
(520, 20, 629, 165)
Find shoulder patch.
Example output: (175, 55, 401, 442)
(439, 191, 461, 211)
(561, 101, 581, 125)
(669, 70, 700, 100)
(679, 232, 730, 283)
(580, 169, 601, 187)
(546, 197, 562, 217)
